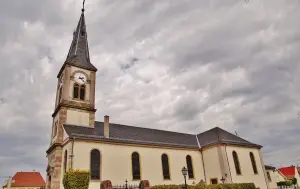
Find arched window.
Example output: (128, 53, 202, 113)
(90, 149, 100, 180)
(161, 154, 170, 179)
(131, 152, 141, 180)
(186, 155, 194, 179)
(58, 86, 62, 102)
(53, 121, 58, 137)
(73, 84, 79, 99)
(80, 85, 85, 100)
(250, 152, 258, 174)
(73, 84, 85, 100)
(64, 150, 68, 173)
(232, 151, 241, 175)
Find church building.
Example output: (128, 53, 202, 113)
(45, 7, 271, 189)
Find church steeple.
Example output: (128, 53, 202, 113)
(58, 6, 97, 77)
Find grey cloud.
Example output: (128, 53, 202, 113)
(1, 0, 300, 184)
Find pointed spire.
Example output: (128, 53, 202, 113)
(64, 3, 97, 72)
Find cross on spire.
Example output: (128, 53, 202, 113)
(82, 0, 86, 12)
(60, 0, 97, 76)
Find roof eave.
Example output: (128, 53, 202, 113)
(69, 134, 199, 150)
(201, 141, 262, 149)
(57, 61, 97, 79)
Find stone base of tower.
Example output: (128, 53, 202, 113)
(46, 145, 63, 189)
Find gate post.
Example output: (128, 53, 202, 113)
(101, 180, 112, 189)
(139, 180, 150, 189)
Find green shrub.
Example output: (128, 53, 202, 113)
(152, 183, 256, 189)
(277, 180, 293, 187)
(63, 170, 90, 189)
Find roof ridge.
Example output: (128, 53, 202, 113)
(95, 121, 196, 136)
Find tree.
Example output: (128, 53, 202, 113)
(292, 178, 297, 188)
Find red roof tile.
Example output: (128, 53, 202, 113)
(279, 167, 296, 179)
(3, 172, 45, 187)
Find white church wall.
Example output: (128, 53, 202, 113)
(226, 146, 268, 189)
(202, 147, 223, 184)
(72, 140, 206, 188)
(66, 109, 90, 126)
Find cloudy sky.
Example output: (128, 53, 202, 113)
(1, 0, 300, 183)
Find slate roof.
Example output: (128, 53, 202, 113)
(64, 10, 97, 72)
(3, 172, 45, 187)
(265, 165, 276, 170)
(197, 127, 262, 148)
(63, 121, 261, 149)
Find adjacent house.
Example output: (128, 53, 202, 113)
(279, 166, 300, 186)
(279, 166, 300, 180)
(2, 171, 46, 189)
(265, 165, 286, 189)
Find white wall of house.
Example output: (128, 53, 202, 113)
(226, 146, 268, 189)
(266, 169, 278, 189)
(293, 167, 300, 187)
(71, 140, 205, 188)
(274, 170, 286, 182)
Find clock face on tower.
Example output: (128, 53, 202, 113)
(74, 72, 87, 85)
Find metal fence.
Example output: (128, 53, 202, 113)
(112, 184, 139, 189)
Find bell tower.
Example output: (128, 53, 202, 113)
(46, 3, 97, 189)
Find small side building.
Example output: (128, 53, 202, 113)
(265, 165, 286, 189)
(279, 166, 300, 186)
(2, 171, 46, 189)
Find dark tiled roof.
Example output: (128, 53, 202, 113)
(64, 11, 97, 72)
(64, 122, 199, 148)
(197, 127, 262, 148)
(265, 165, 276, 170)
(63, 122, 261, 149)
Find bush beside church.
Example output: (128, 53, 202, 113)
(152, 183, 256, 189)
(63, 170, 90, 189)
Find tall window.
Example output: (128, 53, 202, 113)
(267, 171, 272, 182)
(250, 152, 258, 174)
(64, 150, 68, 173)
(186, 155, 194, 179)
(73, 84, 79, 99)
(58, 86, 62, 102)
(73, 84, 85, 100)
(80, 85, 85, 100)
(161, 154, 170, 179)
(232, 151, 241, 175)
(131, 152, 141, 180)
(53, 121, 58, 137)
(90, 149, 100, 180)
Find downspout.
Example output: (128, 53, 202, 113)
(196, 135, 207, 183)
(200, 148, 207, 183)
(70, 136, 75, 170)
(224, 144, 233, 183)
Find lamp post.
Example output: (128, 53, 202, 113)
(181, 167, 188, 189)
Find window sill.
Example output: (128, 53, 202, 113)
(90, 179, 101, 182)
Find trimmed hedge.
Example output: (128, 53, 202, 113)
(277, 180, 293, 187)
(63, 170, 90, 189)
(152, 183, 256, 189)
